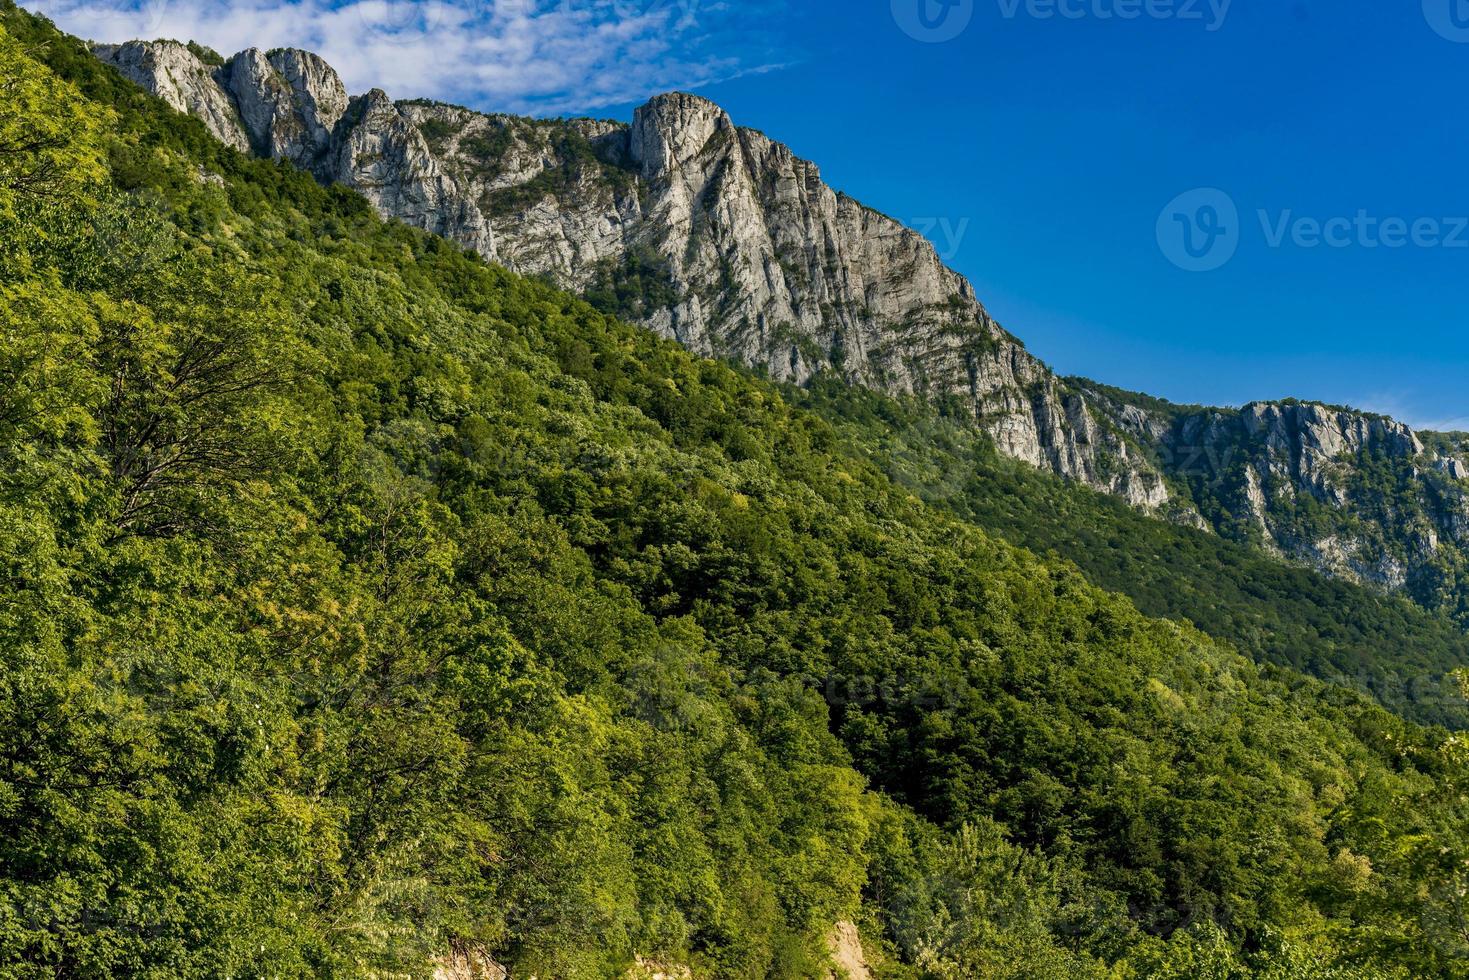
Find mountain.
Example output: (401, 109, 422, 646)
(89, 38, 1174, 513)
(6, 5, 1469, 976)
(88, 39, 1469, 623)
(793, 377, 1469, 728)
(1085, 386, 1469, 612)
(79, 42, 1469, 729)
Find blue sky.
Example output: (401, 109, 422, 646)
(32, 0, 1469, 429)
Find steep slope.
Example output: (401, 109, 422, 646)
(1085, 385, 1469, 619)
(86, 37, 1469, 624)
(5, 6, 1469, 977)
(794, 378, 1469, 728)
(90, 37, 1173, 513)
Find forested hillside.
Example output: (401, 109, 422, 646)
(788, 379, 1469, 729)
(87, 31, 1469, 621)
(3, 5, 1468, 977)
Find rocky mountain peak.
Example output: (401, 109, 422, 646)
(81, 37, 1191, 516)
(629, 91, 735, 179)
(222, 47, 346, 165)
(93, 39, 249, 152)
(89, 37, 1469, 613)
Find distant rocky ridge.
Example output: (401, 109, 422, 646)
(1085, 390, 1469, 603)
(92, 39, 1469, 616)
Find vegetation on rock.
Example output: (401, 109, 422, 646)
(1, 5, 1467, 977)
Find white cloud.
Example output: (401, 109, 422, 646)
(1354, 392, 1469, 434)
(21, 0, 790, 114)
(1414, 417, 1469, 435)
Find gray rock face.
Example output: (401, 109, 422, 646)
(92, 40, 248, 151)
(1119, 398, 1469, 596)
(333, 90, 493, 255)
(93, 39, 1469, 612)
(90, 39, 1165, 508)
(93, 41, 493, 258)
(424, 92, 1172, 508)
(224, 47, 346, 166)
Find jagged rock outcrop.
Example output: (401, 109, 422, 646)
(87, 40, 1168, 509)
(224, 47, 346, 165)
(333, 89, 493, 254)
(93, 40, 248, 151)
(92, 41, 492, 256)
(1094, 392, 1469, 598)
(90, 38, 1469, 613)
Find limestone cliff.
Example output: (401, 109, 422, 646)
(90, 39, 1469, 617)
(93, 42, 493, 254)
(1086, 386, 1469, 607)
(89, 40, 1168, 510)
(92, 40, 249, 151)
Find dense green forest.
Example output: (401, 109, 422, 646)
(786, 379, 1469, 729)
(2, 5, 1468, 977)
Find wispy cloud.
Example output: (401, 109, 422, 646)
(22, 0, 791, 114)
(1355, 391, 1469, 434)
(1412, 417, 1469, 435)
